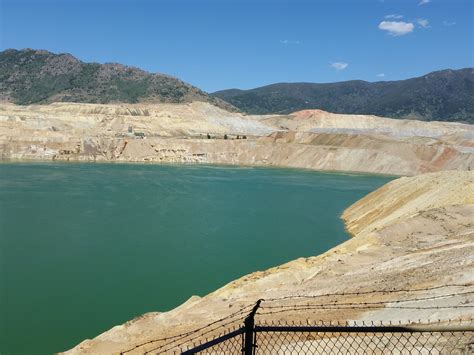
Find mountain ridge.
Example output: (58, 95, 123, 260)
(0, 48, 236, 111)
(212, 68, 474, 123)
(2, 49, 472, 123)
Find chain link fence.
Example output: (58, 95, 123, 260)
(179, 323, 473, 354)
(121, 285, 474, 354)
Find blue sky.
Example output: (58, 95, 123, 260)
(0, 0, 472, 92)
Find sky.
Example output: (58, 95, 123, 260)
(0, 0, 472, 92)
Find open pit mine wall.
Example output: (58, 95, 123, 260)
(63, 170, 474, 355)
(1, 132, 473, 176)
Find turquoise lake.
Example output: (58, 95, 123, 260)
(0, 163, 394, 354)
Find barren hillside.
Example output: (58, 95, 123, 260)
(1, 102, 473, 176)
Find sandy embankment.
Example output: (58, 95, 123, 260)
(64, 171, 474, 354)
(1, 102, 473, 175)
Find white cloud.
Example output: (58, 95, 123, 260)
(385, 14, 403, 19)
(376, 73, 385, 77)
(378, 21, 415, 36)
(443, 20, 456, 26)
(418, 0, 430, 5)
(280, 40, 301, 45)
(330, 62, 349, 71)
(417, 18, 430, 28)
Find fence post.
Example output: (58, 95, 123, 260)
(242, 300, 262, 355)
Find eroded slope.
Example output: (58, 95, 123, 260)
(1, 102, 473, 176)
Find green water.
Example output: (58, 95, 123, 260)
(0, 162, 393, 354)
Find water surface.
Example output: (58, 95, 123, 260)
(0, 163, 393, 354)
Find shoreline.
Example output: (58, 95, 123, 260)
(0, 158, 403, 179)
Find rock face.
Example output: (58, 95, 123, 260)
(1, 102, 473, 176)
(64, 171, 474, 354)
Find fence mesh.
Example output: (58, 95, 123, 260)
(171, 326, 474, 355)
(187, 330, 243, 354)
(253, 328, 473, 355)
(181, 326, 473, 354)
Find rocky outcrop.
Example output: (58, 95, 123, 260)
(63, 171, 473, 354)
(1, 102, 473, 176)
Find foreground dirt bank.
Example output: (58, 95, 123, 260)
(64, 171, 474, 354)
(1, 102, 473, 175)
